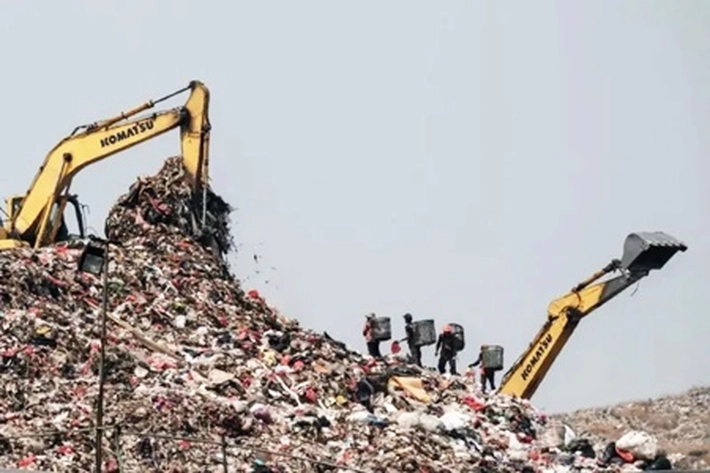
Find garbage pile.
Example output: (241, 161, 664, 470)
(0, 157, 681, 472)
(105, 156, 235, 260)
(539, 423, 677, 471)
(555, 387, 710, 471)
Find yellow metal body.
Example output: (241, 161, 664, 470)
(497, 228, 688, 401)
(0, 80, 211, 250)
(497, 261, 641, 400)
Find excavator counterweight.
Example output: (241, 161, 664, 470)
(497, 230, 687, 401)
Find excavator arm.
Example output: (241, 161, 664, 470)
(1, 80, 210, 249)
(497, 231, 687, 400)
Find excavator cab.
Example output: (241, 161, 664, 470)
(2, 196, 24, 237)
(8, 195, 23, 219)
(620, 231, 687, 274)
(5, 194, 86, 245)
(47, 194, 87, 242)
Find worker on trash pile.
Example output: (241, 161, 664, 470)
(435, 324, 459, 375)
(355, 377, 375, 413)
(402, 313, 422, 367)
(469, 345, 497, 393)
(351, 369, 375, 413)
(362, 313, 382, 359)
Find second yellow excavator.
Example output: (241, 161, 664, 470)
(0, 80, 211, 251)
(497, 231, 688, 400)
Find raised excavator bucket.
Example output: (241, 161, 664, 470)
(620, 231, 688, 273)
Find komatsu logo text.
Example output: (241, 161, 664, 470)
(100, 119, 155, 148)
(521, 333, 553, 381)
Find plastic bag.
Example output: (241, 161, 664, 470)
(539, 422, 566, 449)
(396, 411, 421, 429)
(419, 413, 444, 432)
(439, 410, 471, 431)
(616, 430, 658, 460)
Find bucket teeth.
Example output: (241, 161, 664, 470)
(620, 231, 687, 272)
(630, 231, 688, 250)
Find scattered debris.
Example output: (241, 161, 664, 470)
(0, 157, 687, 472)
(555, 387, 710, 471)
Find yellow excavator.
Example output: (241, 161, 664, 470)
(0, 80, 211, 251)
(497, 231, 687, 400)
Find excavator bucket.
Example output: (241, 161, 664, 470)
(620, 231, 687, 273)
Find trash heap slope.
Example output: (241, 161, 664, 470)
(555, 387, 710, 471)
(0, 157, 683, 472)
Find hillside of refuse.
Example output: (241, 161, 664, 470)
(0, 156, 697, 472)
(556, 386, 710, 471)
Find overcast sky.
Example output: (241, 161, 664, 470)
(1, 1, 707, 413)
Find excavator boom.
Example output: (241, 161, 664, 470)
(0, 80, 211, 250)
(497, 231, 687, 400)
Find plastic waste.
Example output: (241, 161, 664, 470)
(0, 156, 691, 472)
(439, 410, 471, 431)
(616, 430, 659, 461)
(648, 454, 672, 470)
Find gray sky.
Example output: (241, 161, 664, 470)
(1, 1, 708, 413)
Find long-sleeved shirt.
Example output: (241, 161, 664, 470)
(404, 322, 415, 344)
(436, 333, 457, 354)
(469, 354, 482, 368)
(469, 353, 497, 372)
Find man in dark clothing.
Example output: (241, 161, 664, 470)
(354, 377, 375, 413)
(435, 325, 458, 375)
(402, 313, 422, 367)
(362, 313, 382, 359)
(469, 345, 497, 393)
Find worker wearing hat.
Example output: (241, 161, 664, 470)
(435, 324, 459, 375)
(362, 313, 382, 359)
